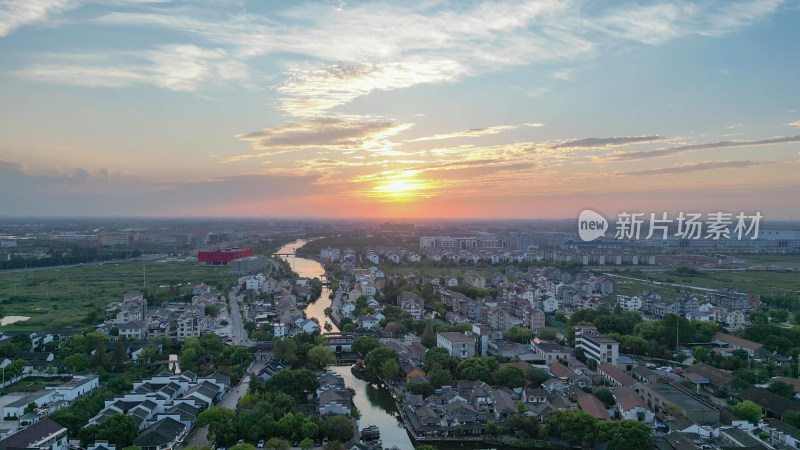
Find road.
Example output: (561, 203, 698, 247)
(182, 359, 267, 448)
(228, 290, 252, 346)
(605, 272, 718, 292)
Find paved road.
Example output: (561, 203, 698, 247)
(605, 272, 718, 292)
(182, 359, 266, 449)
(228, 290, 252, 346)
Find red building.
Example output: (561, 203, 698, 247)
(197, 247, 254, 265)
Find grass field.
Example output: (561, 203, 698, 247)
(613, 269, 800, 303)
(740, 253, 800, 267)
(0, 261, 234, 329)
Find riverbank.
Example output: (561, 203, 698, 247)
(275, 239, 339, 333)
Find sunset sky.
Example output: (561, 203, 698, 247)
(1, 0, 799, 218)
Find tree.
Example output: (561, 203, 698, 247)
(427, 364, 452, 388)
(769, 309, 789, 323)
(546, 409, 597, 444)
(406, 381, 435, 397)
(732, 400, 762, 424)
(231, 444, 257, 450)
(24, 402, 37, 415)
(96, 414, 139, 448)
(596, 420, 653, 450)
(91, 342, 110, 369)
(301, 421, 319, 439)
(112, 339, 129, 370)
(321, 415, 354, 441)
(496, 366, 525, 388)
(381, 359, 399, 380)
(423, 347, 457, 373)
(308, 345, 336, 369)
(265, 369, 319, 401)
(526, 367, 552, 385)
(456, 357, 497, 383)
(299, 438, 314, 450)
(421, 321, 436, 348)
(139, 345, 159, 365)
(196, 406, 237, 445)
(783, 410, 800, 429)
(351, 336, 380, 356)
(364, 347, 398, 377)
(63, 353, 89, 374)
(767, 380, 797, 399)
(537, 327, 559, 341)
(273, 338, 298, 364)
(595, 388, 616, 408)
(205, 305, 220, 318)
(486, 420, 499, 436)
(505, 326, 533, 344)
(416, 446, 437, 450)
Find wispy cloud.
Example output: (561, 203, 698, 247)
(13, 44, 250, 91)
(228, 116, 412, 162)
(607, 135, 800, 161)
(788, 121, 800, 127)
(624, 160, 777, 176)
(552, 135, 667, 149)
(0, 0, 75, 37)
(8, 0, 785, 116)
(405, 123, 540, 142)
(550, 68, 575, 80)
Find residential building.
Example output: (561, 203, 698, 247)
(437, 332, 476, 359)
(463, 271, 486, 288)
(399, 291, 424, 321)
(531, 339, 571, 364)
(0, 419, 67, 450)
(575, 326, 619, 367)
(712, 332, 763, 357)
(118, 321, 147, 340)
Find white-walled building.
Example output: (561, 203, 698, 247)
(437, 332, 476, 359)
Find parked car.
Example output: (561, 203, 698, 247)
(237, 439, 245, 445)
(257, 440, 265, 448)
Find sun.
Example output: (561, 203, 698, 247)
(370, 177, 430, 201)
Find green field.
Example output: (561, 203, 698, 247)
(0, 261, 234, 329)
(740, 253, 800, 267)
(613, 269, 800, 304)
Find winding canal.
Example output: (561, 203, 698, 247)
(277, 240, 504, 450)
(277, 240, 413, 448)
(276, 239, 338, 332)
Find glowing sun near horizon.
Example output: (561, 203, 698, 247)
(369, 177, 431, 201)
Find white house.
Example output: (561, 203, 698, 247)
(357, 315, 380, 330)
(437, 332, 476, 359)
(294, 318, 321, 334)
(542, 296, 559, 313)
(446, 277, 458, 287)
(617, 295, 642, 312)
(272, 323, 289, 339)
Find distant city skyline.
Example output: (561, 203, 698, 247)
(1, 0, 799, 218)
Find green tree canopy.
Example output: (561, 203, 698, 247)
(381, 358, 400, 379)
(351, 336, 380, 356)
(308, 345, 336, 369)
(732, 400, 762, 424)
(596, 420, 653, 450)
(273, 338, 298, 365)
(495, 366, 525, 388)
(63, 353, 89, 374)
(545, 409, 598, 445)
(364, 347, 398, 377)
(96, 414, 139, 449)
(595, 388, 616, 408)
(196, 406, 237, 445)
